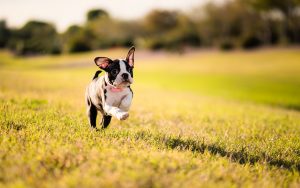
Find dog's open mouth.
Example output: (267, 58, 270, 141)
(121, 81, 131, 86)
(122, 78, 133, 84)
(114, 81, 131, 87)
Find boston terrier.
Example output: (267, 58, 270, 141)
(85, 47, 135, 129)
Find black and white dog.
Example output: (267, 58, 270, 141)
(85, 47, 135, 128)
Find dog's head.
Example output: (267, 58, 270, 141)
(94, 46, 135, 88)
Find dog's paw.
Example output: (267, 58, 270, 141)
(116, 111, 129, 121)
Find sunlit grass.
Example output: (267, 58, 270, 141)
(0, 48, 300, 187)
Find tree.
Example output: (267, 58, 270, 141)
(246, 0, 300, 43)
(140, 10, 200, 50)
(85, 14, 136, 49)
(10, 21, 62, 55)
(247, 0, 300, 16)
(63, 25, 93, 53)
(87, 9, 109, 21)
(195, 1, 266, 49)
(0, 20, 10, 48)
(144, 10, 179, 35)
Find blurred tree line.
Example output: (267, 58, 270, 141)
(0, 0, 299, 55)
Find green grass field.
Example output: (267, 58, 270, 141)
(0, 48, 300, 187)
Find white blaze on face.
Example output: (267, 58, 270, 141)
(114, 59, 133, 87)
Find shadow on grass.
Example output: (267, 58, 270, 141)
(129, 130, 300, 172)
(164, 136, 299, 172)
(276, 104, 300, 112)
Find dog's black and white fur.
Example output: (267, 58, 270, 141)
(85, 47, 135, 128)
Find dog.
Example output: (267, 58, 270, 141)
(85, 47, 135, 128)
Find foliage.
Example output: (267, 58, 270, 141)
(245, 0, 300, 43)
(247, 0, 300, 15)
(219, 40, 235, 51)
(84, 16, 136, 49)
(1, 0, 300, 55)
(8, 21, 61, 55)
(140, 10, 201, 51)
(196, 1, 267, 49)
(241, 35, 263, 49)
(63, 25, 93, 53)
(0, 20, 10, 48)
(87, 9, 109, 21)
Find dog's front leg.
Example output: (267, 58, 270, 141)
(104, 104, 129, 120)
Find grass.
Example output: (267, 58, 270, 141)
(0, 48, 300, 187)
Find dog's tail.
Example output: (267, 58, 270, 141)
(92, 70, 102, 80)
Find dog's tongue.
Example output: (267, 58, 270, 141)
(110, 87, 123, 92)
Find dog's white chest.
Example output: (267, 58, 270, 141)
(105, 87, 131, 107)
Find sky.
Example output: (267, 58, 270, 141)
(0, 0, 223, 32)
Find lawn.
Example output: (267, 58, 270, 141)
(0, 48, 300, 187)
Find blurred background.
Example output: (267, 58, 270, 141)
(0, 0, 300, 55)
(0, 0, 300, 111)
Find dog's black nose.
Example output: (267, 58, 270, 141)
(122, 73, 129, 80)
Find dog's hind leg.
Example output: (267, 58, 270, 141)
(101, 115, 112, 129)
(87, 99, 97, 128)
(86, 89, 97, 128)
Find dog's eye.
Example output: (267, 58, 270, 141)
(111, 69, 119, 75)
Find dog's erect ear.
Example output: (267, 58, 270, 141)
(94, 57, 112, 70)
(126, 46, 135, 67)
